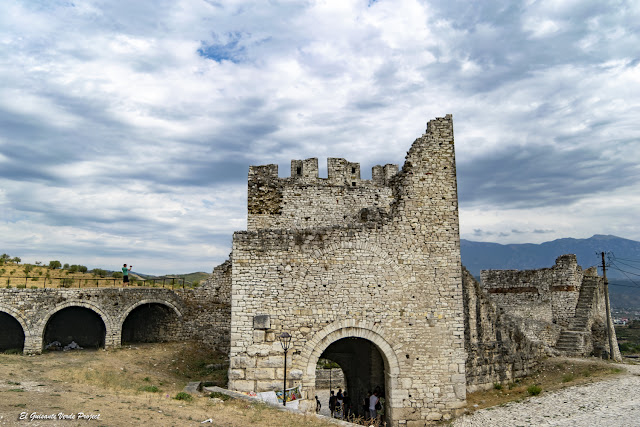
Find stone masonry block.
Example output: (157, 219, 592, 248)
(253, 314, 271, 330)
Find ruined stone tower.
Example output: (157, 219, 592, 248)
(228, 115, 467, 425)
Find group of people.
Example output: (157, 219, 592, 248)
(315, 387, 384, 422)
(327, 388, 352, 419)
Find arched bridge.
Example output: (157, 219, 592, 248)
(0, 288, 188, 354)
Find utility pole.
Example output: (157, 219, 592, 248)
(602, 252, 614, 359)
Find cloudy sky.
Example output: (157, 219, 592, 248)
(1, 0, 639, 274)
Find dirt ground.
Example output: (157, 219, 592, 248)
(0, 342, 333, 427)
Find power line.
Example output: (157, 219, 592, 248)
(608, 262, 640, 278)
(608, 258, 640, 271)
(608, 262, 640, 287)
(608, 282, 640, 288)
(607, 256, 640, 264)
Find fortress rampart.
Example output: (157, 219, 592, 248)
(247, 158, 398, 231)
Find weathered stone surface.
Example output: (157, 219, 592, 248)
(229, 115, 467, 426)
(480, 255, 620, 361)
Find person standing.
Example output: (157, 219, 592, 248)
(122, 263, 132, 286)
(369, 391, 379, 420)
(342, 390, 351, 419)
(315, 395, 321, 413)
(329, 390, 336, 417)
(336, 388, 344, 417)
(363, 392, 371, 419)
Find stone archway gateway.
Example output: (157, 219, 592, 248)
(301, 324, 401, 424)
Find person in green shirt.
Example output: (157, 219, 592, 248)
(122, 263, 132, 286)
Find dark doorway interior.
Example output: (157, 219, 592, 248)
(121, 303, 177, 344)
(318, 337, 386, 420)
(0, 312, 25, 353)
(43, 307, 106, 349)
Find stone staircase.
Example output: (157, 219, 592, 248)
(555, 280, 599, 356)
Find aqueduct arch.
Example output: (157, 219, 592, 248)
(0, 305, 28, 353)
(37, 301, 116, 350)
(120, 300, 183, 344)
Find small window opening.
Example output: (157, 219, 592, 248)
(351, 182, 356, 187)
(351, 167, 356, 173)
(296, 166, 302, 175)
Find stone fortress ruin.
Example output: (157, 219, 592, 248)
(0, 115, 619, 426)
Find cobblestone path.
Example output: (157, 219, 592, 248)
(453, 362, 640, 427)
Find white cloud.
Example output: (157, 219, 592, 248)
(0, 0, 639, 273)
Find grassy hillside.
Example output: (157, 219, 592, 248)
(0, 256, 207, 289)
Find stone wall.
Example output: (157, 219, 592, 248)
(480, 255, 582, 347)
(229, 115, 467, 425)
(181, 259, 232, 353)
(462, 268, 543, 392)
(315, 368, 345, 389)
(480, 256, 620, 360)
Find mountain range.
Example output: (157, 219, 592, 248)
(460, 234, 640, 280)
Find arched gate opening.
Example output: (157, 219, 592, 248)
(43, 307, 106, 350)
(315, 337, 386, 422)
(0, 312, 25, 353)
(121, 303, 178, 344)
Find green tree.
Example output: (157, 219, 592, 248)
(78, 265, 88, 273)
(0, 254, 10, 264)
(23, 265, 33, 275)
(12, 257, 21, 265)
(92, 268, 107, 277)
(68, 265, 79, 273)
(112, 271, 123, 279)
(49, 260, 62, 270)
(63, 263, 70, 269)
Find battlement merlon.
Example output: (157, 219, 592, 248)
(249, 159, 399, 188)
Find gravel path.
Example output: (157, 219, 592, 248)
(453, 362, 640, 427)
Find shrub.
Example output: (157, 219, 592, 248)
(562, 374, 575, 383)
(16, 284, 26, 289)
(60, 278, 74, 288)
(527, 385, 542, 396)
(31, 286, 38, 289)
(92, 269, 107, 278)
(174, 392, 193, 402)
(139, 385, 160, 393)
(63, 263, 69, 269)
(49, 260, 62, 270)
(493, 382, 503, 390)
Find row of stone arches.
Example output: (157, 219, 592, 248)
(0, 300, 183, 354)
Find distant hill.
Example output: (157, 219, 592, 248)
(135, 271, 210, 285)
(461, 234, 640, 279)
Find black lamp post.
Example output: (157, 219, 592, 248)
(278, 331, 292, 406)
